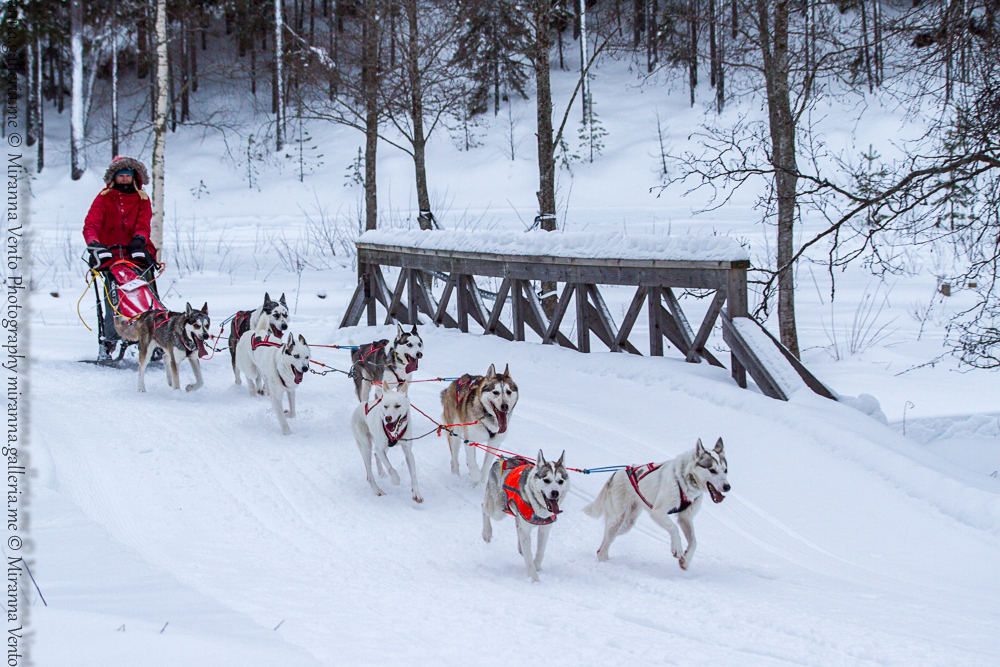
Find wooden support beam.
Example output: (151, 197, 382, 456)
(663, 288, 695, 351)
(721, 313, 787, 400)
(340, 277, 368, 328)
(511, 280, 525, 341)
(648, 287, 664, 356)
(486, 278, 512, 335)
(685, 289, 727, 364)
(613, 286, 647, 355)
(457, 275, 469, 333)
(544, 283, 575, 345)
(365, 264, 376, 326)
(385, 268, 409, 325)
(575, 283, 591, 353)
(466, 276, 490, 328)
(434, 273, 457, 326)
(727, 268, 749, 387)
(407, 269, 419, 324)
(522, 281, 576, 350)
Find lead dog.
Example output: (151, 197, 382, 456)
(482, 451, 570, 582)
(440, 364, 518, 483)
(350, 323, 423, 401)
(115, 303, 211, 393)
(583, 438, 730, 570)
(350, 385, 423, 504)
(229, 293, 289, 385)
(235, 318, 311, 435)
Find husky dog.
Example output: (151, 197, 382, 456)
(440, 364, 518, 483)
(350, 323, 423, 402)
(115, 303, 211, 393)
(235, 318, 311, 435)
(583, 438, 730, 570)
(350, 385, 422, 503)
(229, 293, 289, 384)
(482, 451, 570, 582)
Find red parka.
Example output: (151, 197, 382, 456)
(82, 187, 152, 247)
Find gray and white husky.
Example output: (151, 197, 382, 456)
(235, 318, 311, 435)
(229, 292, 290, 385)
(482, 451, 570, 582)
(115, 303, 211, 393)
(440, 364, 518, 483)
(350, 385, 422, 504)
(351, 323, 424, 401)
(583, 438, 730, 570)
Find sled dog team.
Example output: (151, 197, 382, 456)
(115, 293, 731, 582)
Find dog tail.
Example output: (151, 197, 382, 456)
(582, 476, 613, 518)
(114, 315, 140, 341)
(254, 314, 271, 332)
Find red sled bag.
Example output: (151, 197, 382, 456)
(109, 260, 164, 318)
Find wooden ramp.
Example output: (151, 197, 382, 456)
(721, 310, 837, 402)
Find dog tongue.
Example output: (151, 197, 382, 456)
(708, 483, 725, 503)
(271, 324, 283, 338)
(405, 356, 418, 373)
(495, 409, 507, 434)
(292, 367, 304, 384)
(545, 497, 560, 515)
(196, 337, 209, 359)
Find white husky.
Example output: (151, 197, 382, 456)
(235, 318, 311, 435)
(583, 438, 730, 570)
(350, 386, 423, 504)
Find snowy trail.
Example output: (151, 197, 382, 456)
(30, 317, 1000, 665)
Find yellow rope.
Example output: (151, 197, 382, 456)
(75, 270, 98, 331)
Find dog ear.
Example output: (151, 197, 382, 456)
(279, 293, 287, 305)
(556, 450, 565, 467)
(486, 364, 496, 378)
(298, 334, 307, 345)
(410, 323, 418, 334)
(396, 322, 404, 338)
(263, 292, 271, 305)
(714, 437, 724, 453)
(200, 302, 208, 314)
(536, 450, 547, 467)
(695, 438, 706, 456)
(185, 303, 193, 315)
(502, 363, 510, 377)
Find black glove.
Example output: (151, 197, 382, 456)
(87, 241, 112, 269)
(127, 235, 149, 265)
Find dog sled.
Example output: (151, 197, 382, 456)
(85, 246, 164, 363)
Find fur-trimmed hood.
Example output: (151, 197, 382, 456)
(103, 156, 149, 189)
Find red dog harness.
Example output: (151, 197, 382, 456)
(250, 333, 281, 351)
(625, 463, 691, 513)
(501, 457, 559, 525)
(364, 396, 408, 446)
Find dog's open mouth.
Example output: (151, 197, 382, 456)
(707, 482, 726, 503)
(545, 496, 561, 515)
(195, 337, 209, 359)
(292, 366, 304, 384)
(271, 324, 283, 338)
(495, 408, 508, 434)
(404, 354, 418, 374)
(384, 416, 406, 440)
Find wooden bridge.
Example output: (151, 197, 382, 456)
(340, 230, 834, 402)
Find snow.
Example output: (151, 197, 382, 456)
(731, 316, 809, 397)
(358, 228, 750, 262)
(21, 24, 1000, 667)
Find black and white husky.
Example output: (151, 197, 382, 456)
(229, 293, 289, 385)
(350, 385, 422, 504)
(350, 323, 423, 401)
(583, 438, 730, 570)
(482, 451, 570, 582)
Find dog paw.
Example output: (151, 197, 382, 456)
(390, 472, 401, 486)
(412, 493, 423, 504)
(281, 427, 292, 436)
(597, 551, 609, 563)
(679, 556, 691, 570)
(482, 531, 492, 543)
(185, 384, 199, 392)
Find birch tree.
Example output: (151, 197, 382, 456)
(151, 0, 169, 253)
(70, 0, 84, 180)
